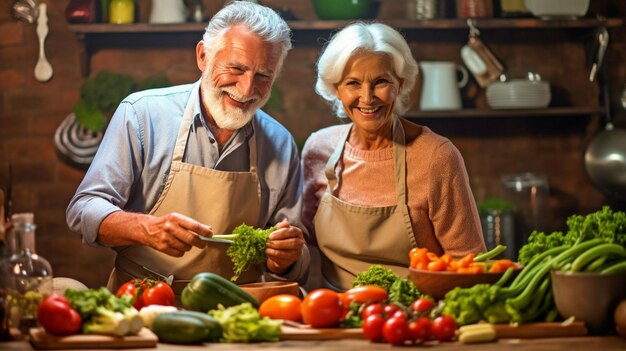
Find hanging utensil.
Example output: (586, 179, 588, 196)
(589, 26, 608, 83)
(584, 63, 626, 201)
(34, 2, 53, 82)
(11, 0, 40, 24)
(460, 19, 504, 88)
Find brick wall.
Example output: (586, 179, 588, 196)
(1, 0, 625, 288)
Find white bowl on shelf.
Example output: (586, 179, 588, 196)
(486, 79, 551, 109)
(524, 0, 590, 19)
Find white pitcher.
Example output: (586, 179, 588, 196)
(419, 61, 468, 111)
(149, 0, 186, 24)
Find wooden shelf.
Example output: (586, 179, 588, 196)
(67, 17, 623, 34)
(405, 107, 604, 119)
(67, 17, 623, 76)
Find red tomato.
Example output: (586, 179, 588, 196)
(408, 317, 432, 343)
(259, 294, 303, 322)
(382, 316, 410, 346)
(301, 289, 343, 328)
(382, 303, 402, 318)
(361, 303, 383, 320)
(343, 285, 388, 305)
(431, 315, 457, 341)
(37, 294, 82, 336)
(141, 281, 175, 307)
(411, 297, 435, 314)
(392, 309, 407, 320)
(116, 280, 144, 310)
(362, 314, 385, 342)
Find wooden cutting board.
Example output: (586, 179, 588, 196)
(280, 322, 365, 341)
(493, 321, 587, 338)
(29, 328, 158, 349)
(280, 321, 587, 341)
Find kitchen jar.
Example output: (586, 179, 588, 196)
(478, 198, 517, 260)
(407, 0, 438, 19)
(499, 0, 529, 17)
(1, 213, 53, 335)
(109, 0, 134, 24)
(500, 173, 550, 249)
(456, 0, 493, 18)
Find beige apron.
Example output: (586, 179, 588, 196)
(313, 118, 416, 291)
(108, 90, 262, 295)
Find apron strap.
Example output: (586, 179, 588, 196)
(172, 82, 200, 163)
(392, 118, 407, 207)
(323, 125, 351, 192)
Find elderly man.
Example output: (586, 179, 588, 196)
(66, 1, 308, 294)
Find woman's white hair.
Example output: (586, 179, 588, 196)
(315, 22, 419, 119)
(202, 1, 292, 73)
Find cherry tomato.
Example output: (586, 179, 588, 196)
(259, 294, 303, 322)
(362, 314, 385, 342)
(382, 316, 410, 346)
(37, 294, 82, 336)
(392, 309, 407, 320)
(343, 285, 388, 305)
(361, 303, 383, 320)
(301, 289, 343, 328)
(116, 280, 144, 310)
(431, 315, 457, 341)
(141, 281, 175, 307)
(408, 317, 432, 343)
(383, 303, 401, 318)
(411, 297, 436, 314)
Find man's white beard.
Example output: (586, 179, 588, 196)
(201, 71, 269, 130)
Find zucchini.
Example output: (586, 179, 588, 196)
(152, 312, 210, 344)
(169, 310, 222, 341)
(181, 272, 259, 312)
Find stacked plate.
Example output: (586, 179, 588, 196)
(486, 79, 551, 109)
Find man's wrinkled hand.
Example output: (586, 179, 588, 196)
(140, 212, 213, 257)
(265, 219, 304, 274)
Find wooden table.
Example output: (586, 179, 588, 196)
(3, 336, 626, 351)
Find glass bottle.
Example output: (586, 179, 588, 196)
(109, 0, 135, 24)
(2, 213, 53, 335)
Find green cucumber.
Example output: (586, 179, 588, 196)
(167, 310, 222, 341)
(181, 272, 259, 312)
(152, 312, 210, 344)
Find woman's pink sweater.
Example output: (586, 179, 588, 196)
(301, 123, 486, 258)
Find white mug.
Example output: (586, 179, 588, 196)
(149, 0, 187, 24)
(419, 61, 468, 111)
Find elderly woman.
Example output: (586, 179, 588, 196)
(301, 22, 486, 291)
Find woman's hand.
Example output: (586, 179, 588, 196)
(265, 219, 305, 274)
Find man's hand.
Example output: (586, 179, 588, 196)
(265, 219, 305, 274)
(99, 211, 213, 257)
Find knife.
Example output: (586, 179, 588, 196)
(195, 233, 233, 244)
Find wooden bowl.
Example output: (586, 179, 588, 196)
(239, 281, 300, 304)
(408, 266, 519, 300)
(551, 271, 626, 334)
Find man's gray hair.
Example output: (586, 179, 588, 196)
(202, 1, 292, 71)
